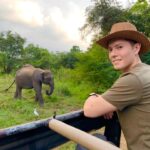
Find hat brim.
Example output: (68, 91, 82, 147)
(97, 30, 150, 53)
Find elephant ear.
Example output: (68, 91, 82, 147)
(41, 72, 45, 82)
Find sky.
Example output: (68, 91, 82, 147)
(0, 0, 135, 52)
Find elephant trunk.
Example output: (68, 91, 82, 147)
(46, 79, 54, 96)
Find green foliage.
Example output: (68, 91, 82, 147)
(141, 52, 150, 65)
(54, 46, 81, 69)
(75, 44, 119, 91)
(22, 44, 52, 69)
(0, 31, 59, 72)
(124, 0, 150, 37)
(81, 0, 125, 37)
(54, 67, 93, 103)
(130, 0, 148, 12)
(0, 31, 25, 73)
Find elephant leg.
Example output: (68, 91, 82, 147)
(14, 86, 22, 99)
(33, 83, 44, 106)
(35, 93, 38, 102)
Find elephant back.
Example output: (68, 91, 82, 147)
(16, 65, 36, 77)
(22, 64, 34, 68)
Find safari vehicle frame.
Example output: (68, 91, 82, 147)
(0, 110, 121, 150)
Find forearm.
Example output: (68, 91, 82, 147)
(83, 94, 117, 118)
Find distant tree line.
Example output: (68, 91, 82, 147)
(0, 31, 82, 73)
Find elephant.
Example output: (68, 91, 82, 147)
(13, 64, 54, 106)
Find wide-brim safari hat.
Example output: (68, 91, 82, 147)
(97, 22, 150, 53)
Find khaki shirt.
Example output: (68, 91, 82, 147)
(102, 63, 150, 150)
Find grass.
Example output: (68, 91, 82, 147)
(0, 71, 95, 149)
(0, 70, 93, 129)
(0, 69, 96, 149)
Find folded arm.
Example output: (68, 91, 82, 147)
(83, 94, 117, 118)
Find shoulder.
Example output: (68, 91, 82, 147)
(120, 63, 150, 87)
(115, 73, 142, 90)
(102, 73, 143, 110)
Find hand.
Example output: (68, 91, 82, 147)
(103, 112, 114, 120)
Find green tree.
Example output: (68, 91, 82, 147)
(75, 44, 119, 92)
(81, 0, 150, 38)
(81, 0, 125, 38)
(23, 44, 52, 69)
(56, 46, 81, 69)
(124, 0, 150, 37)
(0, 31, 25, 73)
(70, 46, 81, 53)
